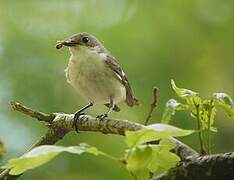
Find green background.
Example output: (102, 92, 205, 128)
(0, 0, 233, 179)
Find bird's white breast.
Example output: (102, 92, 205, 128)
(65, 46, 126, 104)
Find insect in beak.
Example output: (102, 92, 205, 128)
(56, 40, 79, 49)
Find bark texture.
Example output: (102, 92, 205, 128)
(153, 152, 234, 180)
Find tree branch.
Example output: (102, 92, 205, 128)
(152, 152, 234, 180)
(0, 101, 197, 180)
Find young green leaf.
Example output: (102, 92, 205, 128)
(2, 144, 105, 175)
(126, 146, 153, 172)
(126, 139, 180, 176)
(202, 100, 217, 127)
(213, 93, 234, 118)
(214, 93, 234, 106)
(125, 124, 194, 148)
(158, 138, 177, 150)
(171, 80, 199, 99)
(210, 127, 218, 132)
(161, 99, 189, 124)
(148, 146, 180, 176)
(161, 99, 180, 124)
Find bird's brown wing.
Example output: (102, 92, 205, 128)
(105, 55, 139, 107)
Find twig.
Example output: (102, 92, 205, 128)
(0, 141, 6, 159)
(10, 101, 55, 123)
(144, 87, 159, 125)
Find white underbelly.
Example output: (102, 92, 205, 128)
(66, 52, 126, 104)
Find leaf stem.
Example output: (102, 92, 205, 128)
(207, 99, 214, 154)
(99, 151, 119, 162)
(129, 171, 138, 180)
(195, 104, 206, 155)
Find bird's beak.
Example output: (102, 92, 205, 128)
(62, 39, 79, 47)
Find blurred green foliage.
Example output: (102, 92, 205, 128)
(0, 0, 233, 179)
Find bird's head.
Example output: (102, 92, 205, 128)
(56, 32, 105, 55)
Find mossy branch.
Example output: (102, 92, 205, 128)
(0, 101, 197, 179)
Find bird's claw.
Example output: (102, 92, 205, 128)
(73, 112, 85, 133)
(96, 113, 108, 121)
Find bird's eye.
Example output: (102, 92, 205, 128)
(82, 36, 90, 43)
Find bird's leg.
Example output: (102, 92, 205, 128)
(73, 102, 93, 132)
(96, 98, 114, 120)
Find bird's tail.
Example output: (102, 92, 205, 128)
(126, 96, 139, 107)
(133, 97, 139, 106)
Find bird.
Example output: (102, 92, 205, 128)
(56, 32, 138, 131)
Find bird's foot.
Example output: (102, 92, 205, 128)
(96, 113, 108, 121)
(73, 111, 85, 133)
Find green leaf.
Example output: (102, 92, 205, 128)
(171, 80, 199, 100)
(210, 127, 218, 132)
(2, 144, 102, 175)
(161, 99, 189, 124)
(158, 138, 177, 150)
(199, 99, 217, 130)
(214, 93, 234, 106)
(126, 139, 180, 176)
(149, 147, 180, 176)
(148, 139, 180, 174)
(125, 124, 194, 148)
(213, 93, 234, 118)
(161, 99, 180, 124)
(147, 124, 194, 138)
(126, 146, 153, 172)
